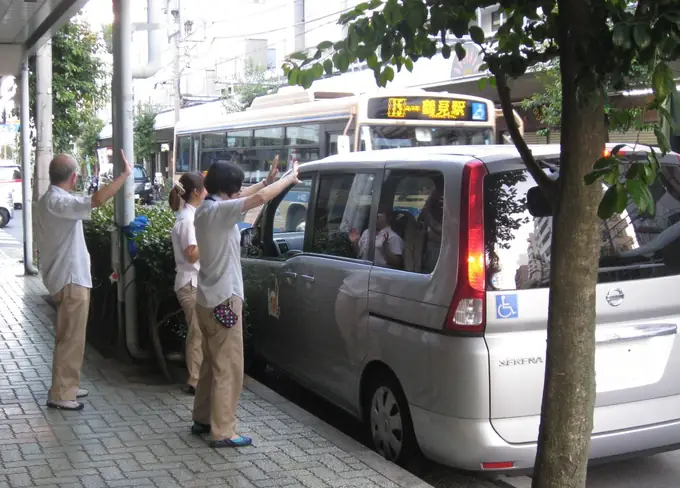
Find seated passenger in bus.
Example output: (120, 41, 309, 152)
(350, 207, 404, 269)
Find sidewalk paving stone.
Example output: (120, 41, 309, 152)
(0, 261, 432, 488)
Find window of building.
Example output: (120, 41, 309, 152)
(309, 173, 375, 259)
(491, 9, 503, 31)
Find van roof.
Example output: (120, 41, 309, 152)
(311, 143, 679, 167)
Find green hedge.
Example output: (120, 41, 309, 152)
(84, 202, 185, 358)
(83, 202, 252, 370)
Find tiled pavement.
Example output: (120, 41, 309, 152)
(0, 259, 432, 488)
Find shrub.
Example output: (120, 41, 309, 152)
(84, 201, 184, 356)
(83, 201, 252, 369)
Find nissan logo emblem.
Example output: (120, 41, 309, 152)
(605, 288, 625, 307)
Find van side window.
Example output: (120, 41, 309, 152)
(272, 179, 312, 234)
(373, 171, 444, 274)
(309, 173, 375, 259)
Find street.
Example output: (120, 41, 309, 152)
(3, 211, 680, 488)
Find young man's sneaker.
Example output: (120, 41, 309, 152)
(182, 385, 196, 395)
(46, 400, 84, 411)
(76, 388, 89, 398)
(209, 435, 253, 448)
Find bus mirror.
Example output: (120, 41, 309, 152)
(337, 135, 351, 154)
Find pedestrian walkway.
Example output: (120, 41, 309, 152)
(0, 260, 432, 488)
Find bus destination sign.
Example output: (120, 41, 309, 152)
(367, 97, 488, 122)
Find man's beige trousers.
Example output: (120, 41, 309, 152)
(48, 284, 90, 402)
(176, 284, 203, 388)
(193, 296, 244, 440)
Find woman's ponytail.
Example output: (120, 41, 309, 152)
(169, 181, 186, 212)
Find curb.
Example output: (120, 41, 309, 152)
(494, 475, 533, 488)
(244, 376, 435, 488)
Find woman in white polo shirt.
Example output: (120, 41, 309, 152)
(191, 155, 299, 448)
(169, 172, 207, 396)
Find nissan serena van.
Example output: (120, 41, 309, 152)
(240, 144, 680, 471)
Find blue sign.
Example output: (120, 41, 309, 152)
(471, 102, 488, 122)
(495, 294, 518, 319)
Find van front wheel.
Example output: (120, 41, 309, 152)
(366, 375, 417, 465)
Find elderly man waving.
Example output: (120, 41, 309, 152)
(37, 151, 131, 411)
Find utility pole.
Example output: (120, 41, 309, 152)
(294, 0, 305, 53)
(112, 0, 144, 359)
(171, 0, 182, 182)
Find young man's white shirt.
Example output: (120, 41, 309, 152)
(171, 204, 199, 292)
(36, 186, 93, 296)
(357, 226, 404, 267)
(194, 196, 246, 308)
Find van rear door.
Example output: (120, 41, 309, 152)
(483, 158, 680, 444)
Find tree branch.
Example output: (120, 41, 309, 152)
(495, 72, 557, 199)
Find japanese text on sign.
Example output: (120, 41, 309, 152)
(385, 98, 470, 120)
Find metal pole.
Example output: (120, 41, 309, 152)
(35, 40, 53, 200)
(20, 58, 38, 276)
(112, 0, 146, 359)
(294, 0, 305, 52)
(171, 0, 181, 182)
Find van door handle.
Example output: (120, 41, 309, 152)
(596, 324, 677, 345)
(299, 274, 315, 284)
(282, 271, 297, 284)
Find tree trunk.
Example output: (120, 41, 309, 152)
(532, 1, 606, 487)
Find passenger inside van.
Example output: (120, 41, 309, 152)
(350, 207, 404, 269)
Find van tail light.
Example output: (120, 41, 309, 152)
(445, 160, 487, 335)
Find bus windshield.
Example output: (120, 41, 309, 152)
(367, 125, 493, 150)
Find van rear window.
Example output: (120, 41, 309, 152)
(484, 166, 680, 291)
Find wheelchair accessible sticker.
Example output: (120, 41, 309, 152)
(496, 294, 518, 319)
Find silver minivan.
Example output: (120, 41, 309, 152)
(240, 144, 680, 471)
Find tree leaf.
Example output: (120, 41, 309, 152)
(323, 59, 333, 76)
(441, 44, 451, 59)
(612, 23, 630, 48)
(404, 57, 414, 72)
(652, 62, 673, 100)
(598, 184, 627, 219)
(289, 51, 308, 61)
(317, 40, 333, 51)
(469, 25, 485, 44)
(654, 127, 670, 154)
(288, 68, 299, 85)
(610, 144, 626, 157)
(632, 24, 652, 49)
(454, 43, 466, 61)
(626, 178, 653, 214)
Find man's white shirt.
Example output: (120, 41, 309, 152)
(36, 186, 93, 296)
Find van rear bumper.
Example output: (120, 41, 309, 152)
(410, 404, 680, 471)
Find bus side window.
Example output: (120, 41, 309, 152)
(176, 136, 191, 173)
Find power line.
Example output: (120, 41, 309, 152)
(179, 14, 344, 79)
(204, 5, 355, 42)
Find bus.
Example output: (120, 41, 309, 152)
(172, 87, 523, 183)
(172, 88, 523, 227)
